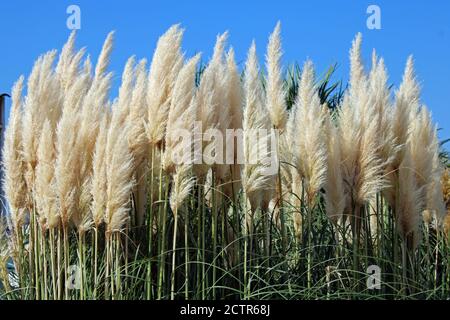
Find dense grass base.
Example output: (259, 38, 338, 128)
(1, 182, 448, 300)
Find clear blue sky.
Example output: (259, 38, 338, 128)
(0, 0, 449, 143)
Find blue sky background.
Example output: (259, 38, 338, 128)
(0, 0, 449, 144)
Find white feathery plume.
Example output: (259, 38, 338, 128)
(55, 71, 91, 228)
(83, 55, 93, 84)
(196, 32, 229, 131)
(194, 32, 229, 180)
(77, 34, 114, 178)
(55, 31, 77, 77)
(68, 36, 114, 231)
(266, 21, 287, 130)
(214, 34, 236, 190)
(226, 48, 243, 133)
(117, 56, 136, 117)
(242, 41, 275, 212)
(409, 107, 436, 191)
(337, 34, 384, 230)
(103, 56, 135, 167)
(35, 120, 58, 229)
(215, 36, 234, 183)
(128, 58, 149, 165)
(56, 31, 87, 93)
(396, 146, 423, 249)
(349, 33, 366, 107)
(279, 123, 293, 193)
(165, 54, 201, 174)
(170, 163, 195, 213)
(409, 106, 446, 221)
(77, 176, 94, 234)
(94, 31, 115, 81)
(105, 123, 135, 234)
(369, 49, 378, 81)
(92, 113, 110, 227)
(384, 56, 421, 207)
(222, 48, 243, 200)
(290, 60, 327, 205)
(368, 58, 397, 167)
(22, 51, 63, 194)
(147, 24, 184, 148)
(392, 56, 420, 167)
(102, 46, 136, 233)
(2, 76, 28, 230)
(128, 59, 150, 227)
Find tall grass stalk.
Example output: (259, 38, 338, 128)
(170, 205, 179, 300)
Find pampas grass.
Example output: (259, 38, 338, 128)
(338, 34, 385, 241)
(324, 115, 345, 223)
(2, 76, 27, 231)
(396, 146, 423, 249)
(22, 51, 62, 198)
(289, 60, 327, 206)
(105, 127, 134, 234)
(194, 32, 229, 182)
(221, 48, 243, 201)
(92, 114, 110, 228)
(35, 120, 58, 229)
(147, 25, 184, 148)
(242, 41, 274, 213)
(266, 21, 287, 131)
(0, 25, 448, 301)
(128, 59, 149, 227)
(165, 54, 201, 173)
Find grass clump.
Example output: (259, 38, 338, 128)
(0, 23, 448, 300)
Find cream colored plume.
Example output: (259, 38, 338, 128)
(128, 58, 149, 166)
(338, 34, 384, 212)
(409, 106, 446, 221)
(349, 33, 366, 106)
(56, 31, 87, 93)
(69, 37, 114, 231)
(2, 76, 28, 229)
(55, 71, 92, 228)
(368, 58, 396, 167)
(94, 31, 115, 81)
(226, 48, 243, 133)
(165, 54, 201, 174)
(392, 56, 420, 167)
(170, 163, 195, 213)
(222, 48, 243, 201)
(266, 21, 287, 130)
(147, 24, 184, 148)
(396, 147, 423, 249)
(384, 56, 421, 208)
(242, 41, 275, 212)
(35, 120, 58, 229)
(22, 51, 63, 193)
(105, 123, 135, 234)
(128, 59, 150, 227)
(118, 56, 137, 116)
(91, 113, 110, 227)
(290, 60, 327, 206)
(194, 32, 230, 180)
(104, 57, 136, 163)
(77, 33, 114, 176)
